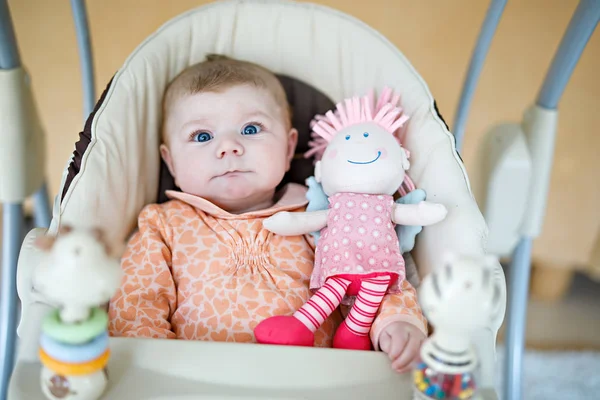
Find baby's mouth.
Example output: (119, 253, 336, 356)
(214, 170, 250, 179)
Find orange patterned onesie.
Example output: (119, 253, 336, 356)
(108, 183, 427, 349)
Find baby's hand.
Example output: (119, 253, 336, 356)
(379, 321, 426, 373)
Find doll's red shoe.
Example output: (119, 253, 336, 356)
(332, 321, 372, 350)
(254, 316, 314, 346)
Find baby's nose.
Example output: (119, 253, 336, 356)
(218, 148, 241, 158)
(216, 139, 244, 158)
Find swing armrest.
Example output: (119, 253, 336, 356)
(15, 228, 54, 361)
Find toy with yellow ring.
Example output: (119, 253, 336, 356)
(39, 348, 110, 377)
(40, 331, 109, 364)
(32, 226, 121, 400)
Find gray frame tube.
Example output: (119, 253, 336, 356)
(0, 205, 23, 400)
(0, 0, 20, 69)
(453, 0, 507, 151)
(33, 183, 52, 228)
(0, 2, 22, 399)
(536, 0, 600, 109)
(71, 0, 96, 118)
(503, 237, 533, 400)
(504, 1, 599, 400)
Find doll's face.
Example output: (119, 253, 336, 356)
(315, 123, 409, 196)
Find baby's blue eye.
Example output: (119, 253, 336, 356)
(345, 135, 350, 140)
(193, 132, 213, 142)
(363, 132, 369, 137)
(242, 124, 261, 135)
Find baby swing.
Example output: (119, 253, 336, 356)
(2, 0, 503, 399)
(1, 0, 595, 399)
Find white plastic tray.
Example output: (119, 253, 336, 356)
(9, 336, 498, 399)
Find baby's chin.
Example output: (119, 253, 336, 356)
(220, 185, 262, 202)
(195, 182, 276, 213)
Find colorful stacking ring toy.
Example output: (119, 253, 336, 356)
(40, 331, 109, 364)
(39, 306, 111, 378)
(42, 307, 108, 345)
(39, 348, 110, 376)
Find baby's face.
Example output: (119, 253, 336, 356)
(161, 85, 297, 212)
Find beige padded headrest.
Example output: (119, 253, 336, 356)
(54, 0, 489, 277)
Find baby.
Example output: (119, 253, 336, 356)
(107, 54, 427, 372)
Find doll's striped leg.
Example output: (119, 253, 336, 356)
(333, 275, 391, 350)
(293, 276, 351, 332)
(254, 277, 351, 346)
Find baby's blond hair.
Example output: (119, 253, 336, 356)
(162, 54, 291, 139)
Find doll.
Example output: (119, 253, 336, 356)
(254, 89, 448, 350)
(304, 89, 429, 286)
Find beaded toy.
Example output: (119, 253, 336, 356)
(413, 254, 503, 400)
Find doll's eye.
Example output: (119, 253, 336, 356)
(363, 132, 369, 137)
(345, 135, 350, 140)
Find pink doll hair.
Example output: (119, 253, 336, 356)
(304, 87, 416, 196)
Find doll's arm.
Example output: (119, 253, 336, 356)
(263, 210, 329, 236)
(392, 201, 448, 226)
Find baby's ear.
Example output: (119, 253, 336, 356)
(160, 144, 176, 177)
(286, 128, 299, 171)
(314, 161, 322, 183)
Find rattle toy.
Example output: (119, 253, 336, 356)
(33, 226, 122, 400)
(413, 253, 503, 400)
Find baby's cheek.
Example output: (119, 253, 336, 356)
(376, 148, 388, 159)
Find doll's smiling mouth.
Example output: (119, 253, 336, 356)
(347, 151, 382, 165)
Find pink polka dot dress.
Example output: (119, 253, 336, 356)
(310, 192, 405, 294)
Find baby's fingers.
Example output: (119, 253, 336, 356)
(384, 330, 409, 362)
(392, 335, 423, 373)
(379, 331, 392, 354)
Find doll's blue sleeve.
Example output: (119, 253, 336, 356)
(305, 176, 329, 244)
(395, 188, 427, 253)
